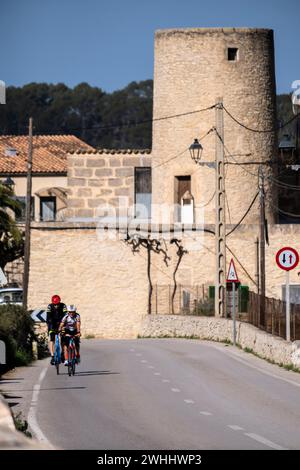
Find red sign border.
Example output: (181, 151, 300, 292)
(275, 246, 299, 271)
(226, 258, 240, 283)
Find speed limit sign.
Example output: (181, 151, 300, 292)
(275, 247, 299, 271)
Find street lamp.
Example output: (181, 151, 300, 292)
(189, 138, 203, 163)
(2, 176, 15, 191)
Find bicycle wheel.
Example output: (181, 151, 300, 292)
(68, 348, 72, 376)
(72, 360, 76, 376)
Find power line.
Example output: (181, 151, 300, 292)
(226, 192, 259, 237)
(267, 199, 300, 218)
(13, 104, 216, 136)
(225, 192, 232, 225)
(151, 128, 214, 171)
(265, 174, 300, 191)
(214, 127, 259, 177)
(223, 104, 300, 134)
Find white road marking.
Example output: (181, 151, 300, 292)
(228, 425, 244, 431)
(210, 343, 300, 389)
(171, 388, 181, 393)
(154, 372, 161, 376)
(244, 433, 288, 450)
(162, 379, 170, 383)
(148, 366, 155, 369)
(136, 353, 142, 357)
(184, 399, 195, 404)
(27, 366, 53, 448)
(141, 360, 147, 363)
(130, 349, 135, 352)
(200, 411, 212, 416)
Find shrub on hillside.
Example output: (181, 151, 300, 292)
(0, 304, 35, 374)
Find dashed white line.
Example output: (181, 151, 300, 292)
(148, 366, 155, 369)
(244, 433, 287, 450)
(228, 425, 244, 431)
(140, 360, 147, 363)
(154, 372, 161, 376)
(162, 379, 170, 383)
(171, 388, 181, 393)
(184, 399, 195, 404)
(136, 353, 142, 357)
(200, 411, 213, 416)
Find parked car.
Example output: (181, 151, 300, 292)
(0, 287, 23, 306)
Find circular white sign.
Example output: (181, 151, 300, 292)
(276, 247, 299, 271)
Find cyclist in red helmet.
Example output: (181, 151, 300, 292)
(46, 295, 67, 365)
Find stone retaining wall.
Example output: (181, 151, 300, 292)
(139, 315, 300, 368)
(0, 395, 45, 449)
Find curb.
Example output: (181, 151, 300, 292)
(0, 394, 51, 449)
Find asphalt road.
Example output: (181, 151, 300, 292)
(2, 338, 300, 450)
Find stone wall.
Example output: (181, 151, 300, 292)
(28, 222, 300, 338)
(67, 149, 151, 219)
(4, 257, 24, 286)
(139, 315, 300, 368)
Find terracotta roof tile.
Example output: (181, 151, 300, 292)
(70, 148, 151, 155)
(0, 135, 94, 174)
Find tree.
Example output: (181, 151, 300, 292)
(0, 184, 24, 271)
(0, 81, 153, 149)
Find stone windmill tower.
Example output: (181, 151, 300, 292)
(151, 28, 277, 226)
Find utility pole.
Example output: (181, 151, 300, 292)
(215, 98, 226, 317)
(259, 165, 266, 327)
(23, 117, 33, 310)
(255, 237, 260, 294)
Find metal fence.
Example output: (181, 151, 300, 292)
(153, 284, 214, 316)
(246, 291, 300, 341)
(153, 285, 300, 341)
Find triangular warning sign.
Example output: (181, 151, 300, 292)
(226, 258, 239, 282)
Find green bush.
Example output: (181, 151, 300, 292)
(36, 332, 49, 359)
(0, 304, 35, 374)
(12, 411, 32, 438)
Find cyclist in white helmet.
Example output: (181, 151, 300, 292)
(59, 305, 81, 366)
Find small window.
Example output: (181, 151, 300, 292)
(40, 196, 56, 221)
(134, 167, 151, 219)
(174, 176, 191, 222)
(228, 47, 238, 61)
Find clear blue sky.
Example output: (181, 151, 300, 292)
(1, 0, 299, 94)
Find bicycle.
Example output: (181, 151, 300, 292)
(66, 335, 76, 377)
(53, 333, 61, 375)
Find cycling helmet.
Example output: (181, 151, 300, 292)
(67, 304, 77, 313)
(52, 294, 61, 305)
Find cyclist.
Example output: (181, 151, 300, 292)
(59, 305, 81, 366)
(46, 295, 67, 365)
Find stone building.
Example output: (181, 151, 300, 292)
(28, 28, 300, 338)
(0, 135, 94, 284)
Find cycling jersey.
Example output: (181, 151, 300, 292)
(61, 313, 81, 333)
(46, 303, 67, 332)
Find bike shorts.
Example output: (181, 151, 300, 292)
(48, 330, 59, 342)
(61, 331, 80, 349)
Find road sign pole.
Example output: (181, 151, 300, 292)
(232, 281, 236, 346)
(286, 270, 290, 342)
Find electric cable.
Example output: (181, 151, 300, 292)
(226, 192, 259, 237)
(223, 104, 300, 134)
